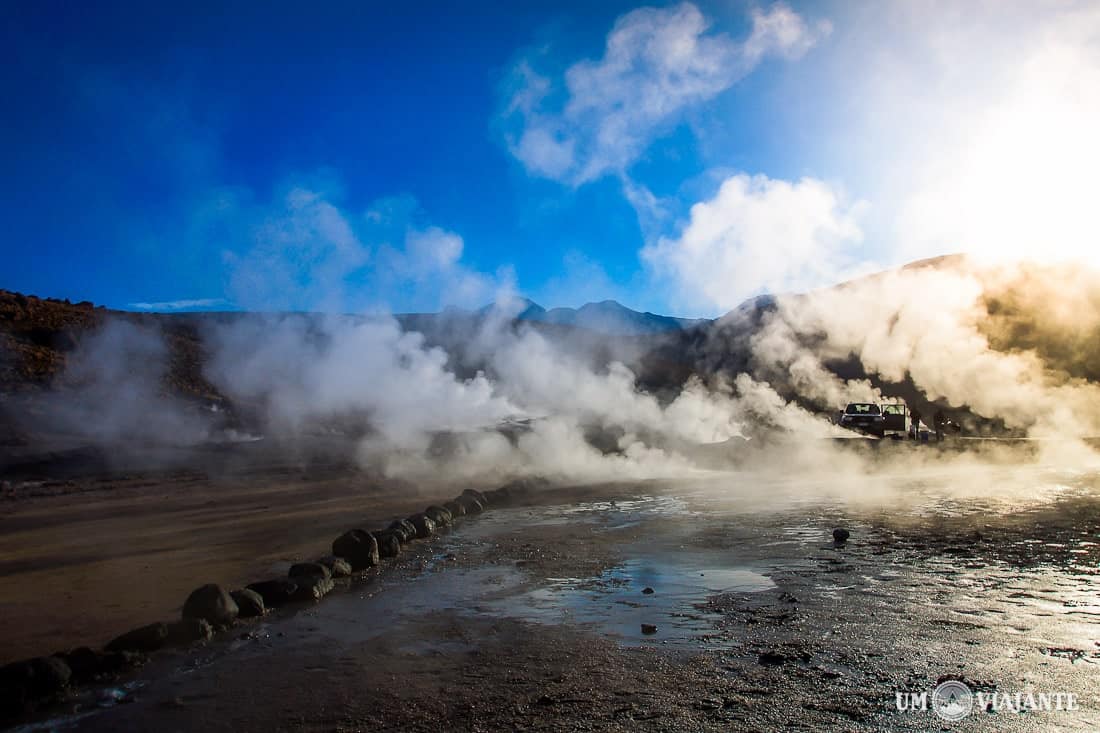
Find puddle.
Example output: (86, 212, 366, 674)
(487, 555, 774, 647)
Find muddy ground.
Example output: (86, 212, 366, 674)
(4, 449, 1100, 731)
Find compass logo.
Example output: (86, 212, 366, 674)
(931, 680, 974, 721)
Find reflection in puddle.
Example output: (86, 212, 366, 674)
(489, 556, 774, 647)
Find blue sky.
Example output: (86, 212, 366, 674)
(4, 1, 1098, 317)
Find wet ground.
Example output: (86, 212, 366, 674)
(12, 460, 1100, 731)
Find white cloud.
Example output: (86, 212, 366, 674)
(642, 173, 865, 312)
(502, 2, 829, 185)
(769, 1, 1100, 271)
(128, 298, 230, 311)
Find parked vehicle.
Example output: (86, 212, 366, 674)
(838, 402, 885, 437)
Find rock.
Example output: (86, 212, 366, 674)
(641, 587, 654, 595)
(182, 584, 239, 626)
(387, 520, 415, 543)
(167, 618, 213, 646)
(641, 624, 658, 634)
(456, 495, 484, 514)
(332, 529, 380, 570)
(408, 513, 437, 538)
(106, 622, 169, 653)
(246, 579, 299, 607)
(444, 499, 466, 517)
(461, 488, 488, 505)
(0, 656, 71, 699)
(230, 589, 266, 618)
(832, 528, 851, 544)
(288, 562, 332, 581)
(317, 555, 353, 578)
(484, 486, 511, 505)
(292, 574, 335, 602)
(54, 647, 134, 684)
(758, 651, 787, 666)
(424, 504, 453, 527)
(372, 530, 402, 559)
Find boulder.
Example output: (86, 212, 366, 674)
(246, 579, 299, 607)
(0, 656, 71, 715)
(424, 504, 453, 527)
(317, 555, 353, 578)
(456, 495, 484, 514)
(332, 529, 379, 570)
(408, 513, 436, 538)
(462, 488, 488, 505)
(832, 528, 851, 544)
(106, 622, 169, 653)
(288, 562, 332, 581)
(182, 584, 239, 626)
(1, 656, 71, 699)
(54, 647, 136, 685)
(292, 574, 335, 602)
(443, 499, 466, 517)
(230, 588, 266, 618)
(372, 530, 401, 559)
(167, 618, 213, 646)
(388, 519, 416, 542)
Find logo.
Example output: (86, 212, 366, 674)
(897, 681, 1078, 719)
(932, 680, 974, 722)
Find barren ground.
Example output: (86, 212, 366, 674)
(4, 449, 1100, 731)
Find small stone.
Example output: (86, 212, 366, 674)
(832, 528, 851, 543)
(641, 587, 655, 595)
(641, 624, 658, 634)
(758, 651, 786, 666)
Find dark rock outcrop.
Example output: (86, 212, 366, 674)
(332, 529, 379, 570)
(181, 584, 239, 627)
(443, 499, 466, 517)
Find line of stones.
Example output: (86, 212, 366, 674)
(0, 485, 518, 721)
